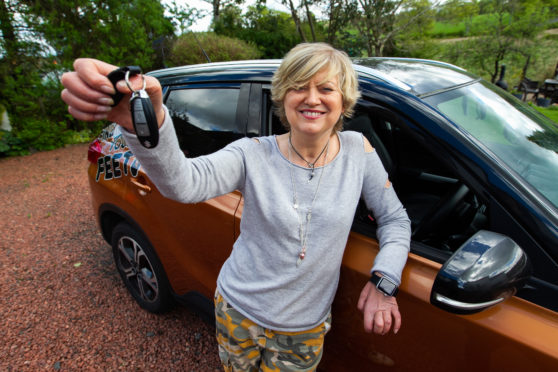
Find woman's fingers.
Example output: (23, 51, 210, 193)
(61, 58, 164, 129)
(373, 310, 384, 334)
(392, 307, 402, 334)
(73, 58, 119, 94)
(61, 71, 114, 107)
(358, 281, 402, 335)
(67, 105, 108, 122)
(61, 87, 112, 115)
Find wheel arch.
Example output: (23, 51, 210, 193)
(98, 203, 151, 247)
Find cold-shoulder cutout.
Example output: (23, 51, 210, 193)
(362, 135, 375, 153)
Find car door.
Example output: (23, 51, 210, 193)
(319, 101, 558, 371)
(130, 82, 251, 299)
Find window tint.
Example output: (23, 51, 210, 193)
(166, 88, 243, 157)
(425, 82, 558, 208)
(263, 91, 286, 136)
(345, 106, 488, 257)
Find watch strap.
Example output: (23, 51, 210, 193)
(369, 272, 399, 297)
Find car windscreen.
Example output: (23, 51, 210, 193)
(424, 81, 558, 209)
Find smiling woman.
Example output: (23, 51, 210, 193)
(283, 70, 344, 138)
(60, 42, 412, 372)
(271, 43, 360, 131)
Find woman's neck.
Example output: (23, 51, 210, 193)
(289, 130, 334, 161)
(278, 130, 339, 168)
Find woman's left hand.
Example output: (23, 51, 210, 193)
(357, 281, 401, 335)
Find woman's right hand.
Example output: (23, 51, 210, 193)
(60, 58, 165, 132)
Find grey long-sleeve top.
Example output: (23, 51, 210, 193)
(121, 109, 411, 332)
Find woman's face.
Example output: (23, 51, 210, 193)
(283, 68, 344, 137)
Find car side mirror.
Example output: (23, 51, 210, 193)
(430, 230, 531, 315)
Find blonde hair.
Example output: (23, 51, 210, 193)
(271, 43, 361, 131)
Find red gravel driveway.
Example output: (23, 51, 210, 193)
(0, 144, 222, 371)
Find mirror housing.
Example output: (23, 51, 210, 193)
(430, 230, 531, 315)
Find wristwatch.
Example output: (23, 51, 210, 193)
(369, 272, 399, 297)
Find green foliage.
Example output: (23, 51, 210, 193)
(391, 0, 437, 57)
(14, 119, 67, 152)
(213, 5, 308, 58)
(435, 36, 558, 85)
(0, 0, 175, 157)
(352, 0, 435, 56)
(23, 0, 174, 70)
(165, 0, 206, 35)
(0, 130, 26, 156)
(432, 0, 556, 83)
(168, 32, 262, 66)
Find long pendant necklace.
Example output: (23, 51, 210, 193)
(288, 135, 330, 267)
(289, 132, 329, 182)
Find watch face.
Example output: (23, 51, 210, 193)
(379, 278, 397, 295)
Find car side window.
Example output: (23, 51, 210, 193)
(345, 104, 558, 311)
(166, 88, 244, 157)
(262, 89, 287, 136)
(345, 106, 489, 260)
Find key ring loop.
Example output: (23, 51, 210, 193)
(124, 70, 146, 93)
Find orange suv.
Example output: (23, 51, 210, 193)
(87, 59, 558, 371)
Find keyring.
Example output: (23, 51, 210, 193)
(125, 70, 146, 93)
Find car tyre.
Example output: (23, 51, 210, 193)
(111, 222, 173, 313)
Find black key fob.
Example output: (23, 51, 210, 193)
(130, 89, 159, 149)
(106, 66, 142, 106)
(107, 66, 159, 148)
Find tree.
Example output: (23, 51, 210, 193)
(353, 0, 438, 57)
(214, 5, 307, 58)
(461, 0, 553, 83)
(166, 0, 206, 35)
(392, 0, 437, 57)
(204, 0, 246, 25)
(0, 0, 67, 152)
(282, 0, 308, 41)
(436, 0, 479, 36)
(22, 0, 174, 70)
(319, 0, 358, 45)
(0, 0, 175, 154)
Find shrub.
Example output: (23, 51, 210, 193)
(0, 130, 26, 157)
(168, 32, 262, 66)
(14, 118, 67, 152)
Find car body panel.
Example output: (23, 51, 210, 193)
(321, 233, 557, 371)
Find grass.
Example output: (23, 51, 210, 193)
(429, 21, 466, 38)
(429, 14, 510, 38)
(533, 105, 558, 124)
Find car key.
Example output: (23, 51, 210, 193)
(107, 66, 159, 148)
(126, 71, 159, 148)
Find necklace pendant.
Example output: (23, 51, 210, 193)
(296, 251, 305, 267)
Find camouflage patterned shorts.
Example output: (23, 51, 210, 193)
(214, 290, 332, 372)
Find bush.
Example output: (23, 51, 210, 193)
(168, 32, 262, 66)
(14, 118, 67, 152)
(0, 130, 26, 157)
